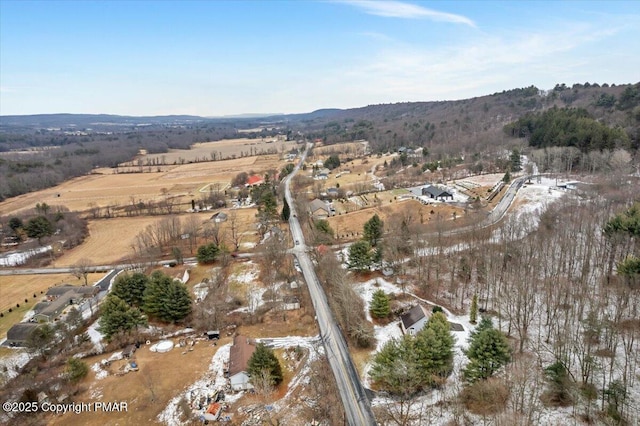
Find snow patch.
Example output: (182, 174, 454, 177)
(0, 245, 52, 266)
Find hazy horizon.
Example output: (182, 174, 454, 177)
(2, 0, 639, 116)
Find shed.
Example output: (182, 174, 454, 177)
(205, 330, 220, 340)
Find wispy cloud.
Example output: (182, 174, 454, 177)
(338, 21, 629, 102)
(340, 0, 475, 27)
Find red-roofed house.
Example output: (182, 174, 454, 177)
(245, 175, 264, 187)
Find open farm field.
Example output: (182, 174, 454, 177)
(52, 208, 260, 266)
(121, 137, 294, 166)
(0, 273, 105, 338)
(0, 154, 287, 216)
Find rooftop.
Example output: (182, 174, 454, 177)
(228, 335, 256, 377)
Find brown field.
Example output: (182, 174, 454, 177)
(312, 141, 367, 157)
(327, 199, 464, 238)
(0, 273, 105, 338)
(122, 137, 294, 166)
(0, 152, 286, 216)
(48, 337, 231, 426)
(52, 208, 260, 267)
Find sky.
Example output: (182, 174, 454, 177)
(1, 0, 639, 116)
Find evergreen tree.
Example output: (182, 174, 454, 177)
(8, 217, 23, 232)
(111, 272, 149, 307)
(261, 189, 278, 219)
(363, 214, 384, 246)
(463, 318, 511, 382)
(25, 215, 53, 243)
(414, 312, 455, 382)
(370, 312, 456, 394)
(469, 294, 478, 324)
(314, 219, 334, 237)
(510, 149, 522, 172)
(163, 279, 193, 323)
(98, 295, 147, 340)
(370, 290, 391, 319)
(502, 169, 511, 183)
(281, 197, 290, 221)
(247, 343, 283, 386)
(196, 242, 219, 264)
(369, 335, 423, 396)
(66, 358, 89, 383)
(324, 154, 341, 170)
(143, 271, 192, 323)
(348, 240, 372, 271)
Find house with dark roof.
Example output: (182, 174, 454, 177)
(421, 185, 453, 201)
(309, 198, 330, 220)
(228, 335, 256, 391)
(46, 285, 97, 301)
(400, 305, 428, 335)
(6, 323, 40, 347)
(36, 285, 99, 322)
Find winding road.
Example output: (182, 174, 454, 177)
(284, 143, 377, 426)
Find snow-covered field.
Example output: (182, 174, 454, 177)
(0, 245, 52, 266)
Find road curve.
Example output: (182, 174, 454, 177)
(284, 143, 377, 426)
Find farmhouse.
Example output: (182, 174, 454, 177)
(210, 211, 228, 223)
(6, 323, 40, 347)
(35, 285, 99, 322)
(421, 185, 453, 201)
(309, 198, 330, 220)
(228, 335, 256, 391)
(46, 285, 98, 301)
(400, 305, 428, 335)
(245, 175, 264, 187)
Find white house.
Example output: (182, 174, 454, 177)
(400, 305, 428, 335)
(282, 296, 300, 311)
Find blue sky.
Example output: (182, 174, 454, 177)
(1, 0, 639, 116)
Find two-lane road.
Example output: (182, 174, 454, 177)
(284, 143, 376, 425)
